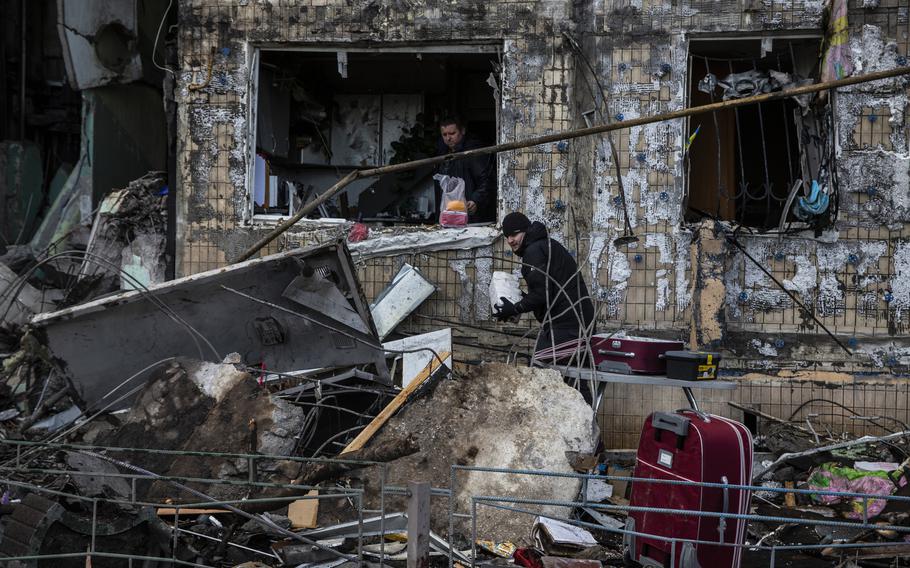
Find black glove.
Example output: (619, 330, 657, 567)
(493, 297, 521, 322)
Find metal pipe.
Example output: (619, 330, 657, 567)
(473, 494, 910, 533)
(235, 65, 910, 262)
(0, 438, 385, 469)
(0, 552, 215, 567)
(172, 526, 279, 560)
(449, 463, 910, 504)
(472, 500, 910, 554)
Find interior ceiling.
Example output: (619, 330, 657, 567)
(261, 50, 496, 69)
(688, 37, 821, 59)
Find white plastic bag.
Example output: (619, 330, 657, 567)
(434, 174, 468, 227)
(489, 271, 522, 323)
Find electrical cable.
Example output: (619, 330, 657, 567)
(152, 0, 175, 75)
(0, 250, 220, 362)
(787, 398, 910, 436)
(562, 32, 636, 244)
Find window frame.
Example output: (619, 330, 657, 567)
(243, 43, 503, 227)
(682, 33, 827, 231)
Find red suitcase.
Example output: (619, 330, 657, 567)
(625, 411, 753, 568)
(590, 335, 684, 374)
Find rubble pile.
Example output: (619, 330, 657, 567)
(104, 357, 307, 502)
(0, 171, 169, 446)
(75, 170, 168, 303)
(745, 415, 910, 564)
(4, 188, 910, 566)
(355, 363, 598, 543)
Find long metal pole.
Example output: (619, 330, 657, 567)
(236, 170, 358, 261)
(236, 65, 910, 262)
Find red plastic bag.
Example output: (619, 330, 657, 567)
(347, 222, 369, 243)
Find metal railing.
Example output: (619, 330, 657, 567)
(450, 464, 910, 567)
(2, 441, 909, 566)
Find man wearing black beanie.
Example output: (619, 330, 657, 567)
(494, 212, 595, 364)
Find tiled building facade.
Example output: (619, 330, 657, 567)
(174, 0, 910, 446)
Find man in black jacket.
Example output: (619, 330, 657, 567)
(436, 117, 495, 222)
(493, 212, 596, 364)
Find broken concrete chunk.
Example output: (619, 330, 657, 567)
(120, 233, 166, 291)
(104, 357, 306, 502)
(64, 451, 131, 503)
(359, 363, 597, 544)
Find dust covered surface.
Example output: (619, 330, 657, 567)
(352, 362, 597, 545)
(105, 358, 305, 502)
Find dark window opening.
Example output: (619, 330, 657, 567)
(253, 50, 499, 225)
(685, 38, 828, 230)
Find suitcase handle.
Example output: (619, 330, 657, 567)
(652, 412, 690, 437)
(597, 349, 635, 358)
(652, 412, 690, 450)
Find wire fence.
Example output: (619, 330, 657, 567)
(2, 440, 910, 566)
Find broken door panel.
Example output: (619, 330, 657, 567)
(32, 241, 387, 408)
(57, 0, 143, 90)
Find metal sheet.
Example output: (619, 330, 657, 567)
(383, 329, 453, 388)
(369, 264, 436, 340)
(56, 0, 142, 90)
(349, 227, 499, 260)
(282, 274, 370, 333)
(33, 241, 387, 408)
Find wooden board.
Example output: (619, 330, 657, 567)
(288, 489, 320, 529)
(341, 351, 450, 455)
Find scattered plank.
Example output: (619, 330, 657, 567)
(341, 351, 450, 455)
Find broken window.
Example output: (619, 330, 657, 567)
(249, 48, 499, 224)
(684, 38, 832, 230)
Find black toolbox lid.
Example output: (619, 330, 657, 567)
(663, 350, 722, 362)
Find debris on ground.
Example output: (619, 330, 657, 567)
(5, 198, 910, 566)
(349, 362, 597, 545)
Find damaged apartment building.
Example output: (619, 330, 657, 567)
(1, 1, 910, 444)
(5, 0, 910, 566)
(160, 0, 910, 447)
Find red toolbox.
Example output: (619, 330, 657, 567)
(625, 411, 753, 568)
(590, 335, 684, 374)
